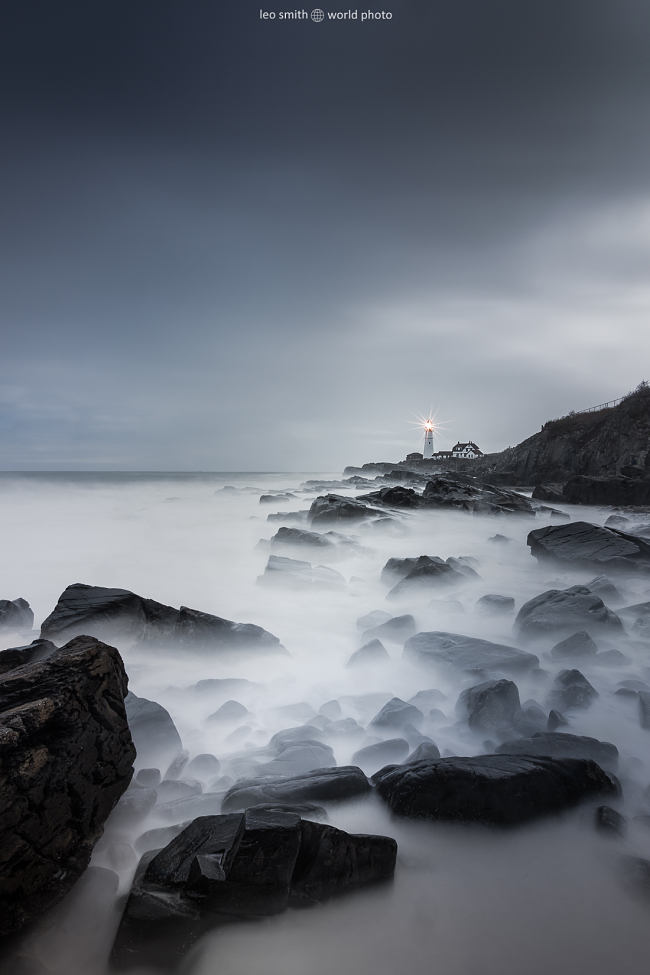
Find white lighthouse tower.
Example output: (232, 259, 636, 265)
(423, 419, 435, 458)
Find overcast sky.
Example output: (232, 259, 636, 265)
(2, 0, 650, 470)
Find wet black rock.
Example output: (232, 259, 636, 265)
(527, 521, 650, 571)
(562, 475, 650, 506)
(352, 738, 410, 771)
(125, 692, 183, 770)
(404, 631, 539, 674)
(373, 754, 616, 825)
(496, 731, 618, 769)
(0, 597, 33, 631)
(370, 697, 424, 730)
(550, 631, 598, 660)
(386, 558, 467, 599)
(40, 583, 283, 654)
(515, 586, 622, 638)
(456, 679, 521, 734)
(549, 669, 598, 711)
(404, 741, 441, 763)
(421, 475, 535, 515)
(0, 638, 58, 675)
(531, 483, 565, 503)
(221, 766, 371, 812)
(476, 594, 515, 614)
(362, 614, 416, 644)
(347, 639, 390, 667)
(270, 526, 355, 552)
(0, 635, 135, 936)
(112, 810, 396, 970)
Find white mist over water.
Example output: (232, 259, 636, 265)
(2, 471, 650, 974)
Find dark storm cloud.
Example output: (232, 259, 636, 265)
(2, 1, 650, 468)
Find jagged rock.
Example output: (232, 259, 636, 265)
(526, 522, 650, 571)
(352, 738, 410, 771)
(0, 639, 58, 676)
(370, 697, 423, 730)
(549, 670, 598, 711)
(404, 631, 539, 674)
(515, 586, 622, 638)
(309, 494, 379, 527)
(0, 598, 33, 631)
(550, 631, 598, 660)
(496, 731, 618, 769)
(125, 692, 183, 770)
(347, 639, 390, 668)
(373, 754, 616, 825)
(111, 811, 396, 969)
(362, 614, 416, 644)
(0, 635, 135, 936)
(476, 594, 515, 614)
(221, 766, 371, 812)
(420, 475, 535, 515)
(40, 583, 283, 654)
(456, 679, 521, 734)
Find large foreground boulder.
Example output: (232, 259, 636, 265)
(404, 631, 539, 674)
(527, 521, 650, 571)
(111, 810, 396, 969)
(0, 635, 135, 936)
(496, 732, 618, 769)
(373, 754, 616, 825)
(40, 584, 283, 654)
(515, 586, 622, 638)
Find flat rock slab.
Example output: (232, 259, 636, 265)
(404, 631, 539, 674)
(527, 521, 650, 571)
(40, 583, 283, 654)
(0, 635, 135, 936)
(221, 766, 371, 812)
(373, 754, 616, 826)
(496, 732, 618, 769)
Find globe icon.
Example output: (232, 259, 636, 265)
(311, 8, 324, 21)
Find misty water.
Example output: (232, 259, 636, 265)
(2, 471, 650, 974)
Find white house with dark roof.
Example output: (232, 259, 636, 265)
(450, 441, 483, 458)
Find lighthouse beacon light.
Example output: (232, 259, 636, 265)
(422, 418, 435, 458)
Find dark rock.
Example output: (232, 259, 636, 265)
(547, 710, 568, 731)
(356, 485, 424, 509)
(550, 631, 598, 660)
(347, 639, 390, 668)
(125, 692, 183, 769)
(526, 521, 650, 571)
(595, 804, 626, 836)
(420, 475, 535, 515)
(563, 475, 650, 506)
(351, 739, 410, 771)
(112, 811, 396, 969)
(221, 767, 371, 812)
(40, 583, 283, 654)
(515, 585, 622, 638)
(0, 598, 34, 631)
(309, 494, 379, 527)
(404, 631, 539, 674)
(0, 635, 134, 936)
(135, 768, 162, 788)
(387, 559, 467, 599)
(532, 483, 565, 503)
(260, 492, 296, 504)
(0, 639, 58, 676)
(496, 731, 618, 769)
(370, 697, 423, 730)
(456, 679, 521, 734)
(270, 526, 354, 552)
(373, 754, 616, 825)
(363, 614, 416, 644)
(476, 594, 515, 614)
(550, 670, 598, 711)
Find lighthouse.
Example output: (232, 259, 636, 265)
(423, 419, 434, 458)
